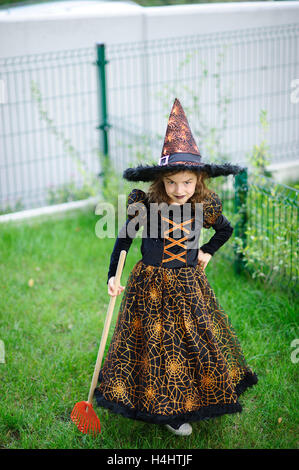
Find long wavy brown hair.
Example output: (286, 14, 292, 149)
(146, 169, 213, 208)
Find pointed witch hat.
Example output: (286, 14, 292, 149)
(123, 98, 245, 182)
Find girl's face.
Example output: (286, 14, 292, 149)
(162, 170, 197, 205)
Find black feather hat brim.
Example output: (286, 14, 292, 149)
(123, 162, 246, 182)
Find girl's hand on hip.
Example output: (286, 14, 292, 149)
(108, 276, 125, 297)
(197, 249, 212, 270)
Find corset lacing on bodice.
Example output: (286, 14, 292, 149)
(161, 213, 195, 265)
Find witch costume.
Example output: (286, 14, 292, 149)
(95, 98, 258, 427)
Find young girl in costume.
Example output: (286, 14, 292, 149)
(95, 98, 258, 436)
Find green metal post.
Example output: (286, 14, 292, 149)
(95, 43, 110, 189)
(234, 168, 248, 275)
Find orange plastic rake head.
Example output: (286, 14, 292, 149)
(70, 251, 127, 437)
(71, 401, 101, 435)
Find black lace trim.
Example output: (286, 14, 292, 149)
(235, 371, 258, 397)
(94, 371, 258, 426)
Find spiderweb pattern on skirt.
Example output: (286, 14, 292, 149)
(95, 260, 258, 425)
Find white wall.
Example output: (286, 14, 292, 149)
(0, 2, 144, 57)
(145, 2, 299, 38)
(0, 1, 299, 57)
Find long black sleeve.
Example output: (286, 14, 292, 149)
(199, 214, 234, 256)
(107, 218, 140, 284)
(107, 188, 148, 284)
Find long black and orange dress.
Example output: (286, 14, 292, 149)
(94, 188, 258, 427)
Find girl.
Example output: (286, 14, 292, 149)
(95, 99, 258, 436)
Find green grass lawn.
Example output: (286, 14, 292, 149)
(0, 208, 298, 449)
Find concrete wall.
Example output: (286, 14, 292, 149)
(0, 1, 299, 57)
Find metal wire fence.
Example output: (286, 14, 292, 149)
(0, 23, 298, 289)
(0, 22, 298, 212)
(0, 47, 99, 212)
(102, 23, 299, 174)
(244, 172, 298, 289)
(207, 171, 298, 291)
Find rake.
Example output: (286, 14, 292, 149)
(71, 249, 127, 435)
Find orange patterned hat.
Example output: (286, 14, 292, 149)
(159, 98, 202, 166)
(123, 98, 246, 182)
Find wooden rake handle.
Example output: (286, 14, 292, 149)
(87, 249, 127, 404)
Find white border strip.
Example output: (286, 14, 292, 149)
(0, 196, 100, 224)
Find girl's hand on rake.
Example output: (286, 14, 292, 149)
(197, 249, 212, 270)
(108, 276, 125, 297)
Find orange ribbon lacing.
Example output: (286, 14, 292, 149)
(161, 216, 194, 263)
